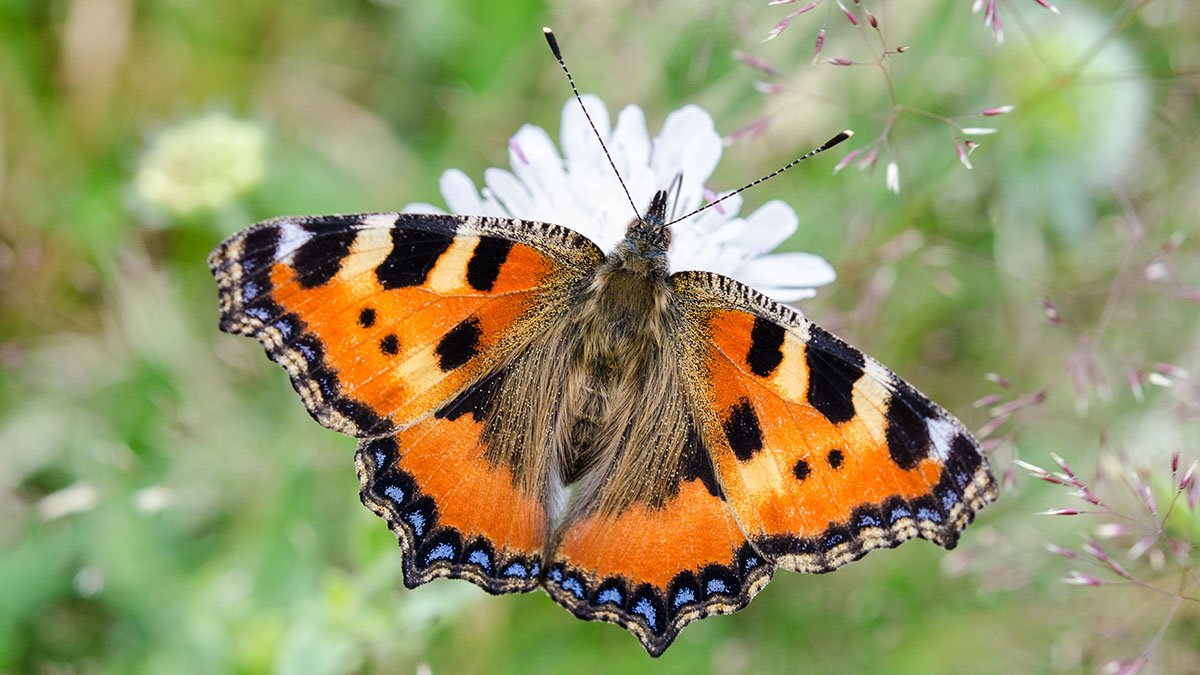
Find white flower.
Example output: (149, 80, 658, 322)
(405, 95, 835, 302)
(134, 112, 267, 217)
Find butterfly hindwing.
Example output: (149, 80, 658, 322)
(211, 212, 604, 593)
(672, 271, 998, 574)
(543, 429, 774, 656)
(356, 372, 548, 593)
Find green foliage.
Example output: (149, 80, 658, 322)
(2, 0, 1198, 673)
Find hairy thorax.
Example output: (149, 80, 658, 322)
(485, 235, 699, 521)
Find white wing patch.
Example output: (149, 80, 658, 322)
(925, 416, 960, 462)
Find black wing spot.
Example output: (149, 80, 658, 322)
(805, 325, 865, 425)
(379, 334, 399, 356)
(885, 380, 937, 470)
(827, 448, 844, 469)
(435, 318, 483, 371)
(746, 317, 786, 377)
(792, 459, 811, 481)
(466, 237, 514, 292)
(376, 227, 455, 289)
(358, 307, 376, 328)
(292, 223, 357, 288)
(722, 398, 764, 461)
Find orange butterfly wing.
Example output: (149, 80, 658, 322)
(542, 433, 773, 656)
(672, 271, 998, 573)
(210, 213, 602, 592)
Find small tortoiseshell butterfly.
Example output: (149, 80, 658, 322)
(208, 29, 997, 656)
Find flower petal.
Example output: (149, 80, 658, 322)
(735, 200, 800, 253)
(440, 169, 483, 215)
(652, 105, 722, 210)
(484, 168, 533, 218)
(401, 202, 447, 214)
(752, 286, 819, 302)
(509, 124, 569, 208)
(613, 105, 651, 182)
(732, 251, 836, 289)
(561, 94, 611, 172)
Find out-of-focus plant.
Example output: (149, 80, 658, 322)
(133, 112, 268, 220)
(1021, 450, 1199, 673)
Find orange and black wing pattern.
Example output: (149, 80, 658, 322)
(209, 213, 602, 592)
(542, 430, 773, 656)
(672, 271, 998, 574)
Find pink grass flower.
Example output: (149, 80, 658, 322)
(1062, 571, 1103, 586)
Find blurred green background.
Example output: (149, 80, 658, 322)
(2, 0, 1198, 673)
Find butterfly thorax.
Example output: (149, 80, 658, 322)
(539, 192, 698, 517)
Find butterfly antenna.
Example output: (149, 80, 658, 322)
(543, 27, 642, 221)
(666, 173, 684, 220)
(664, 130, 854, 227)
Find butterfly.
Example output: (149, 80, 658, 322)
(207, 30, 996, 658)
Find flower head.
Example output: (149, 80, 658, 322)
(404, 96, 835, 302)
(134, 112, 267, 217)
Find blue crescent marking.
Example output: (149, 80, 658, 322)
(383, 485, 405, 505)
(632, 598, 657, 629)
(706, 578, 729, 595)
(596, 588, 623, 605)
(917, 507, 942, 523)
(672, 588, 696, 608)
(273, 319, 293, 340)
(941, 491, 959, 511)
(425, 543, 455, 564)
(561, 577, 584, 599)
(406, 511, 426, 536)
(467, 550, 492, 571)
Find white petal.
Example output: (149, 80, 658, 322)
(613, 105, 650, 179)
(732, 251, 836, 289)
(652, 106, 722, 205)
(402, 202, 447, 214)
(736, 200, 800, 253)
(561, 94, 611, 171)
(439, 169, 483, 215)
(509, 124, 568, 204)
(675, 192, 744, 240)
(477, 186, 509, 217)
(752, 286, 819, 302)
(484, 168, 531, 218)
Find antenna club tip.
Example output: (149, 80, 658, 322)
(842, 129, 854, 138)
(543, 27, 562, 58)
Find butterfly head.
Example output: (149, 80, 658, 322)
(602, 189, 674, 281)
(614, 189, 672, 273)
